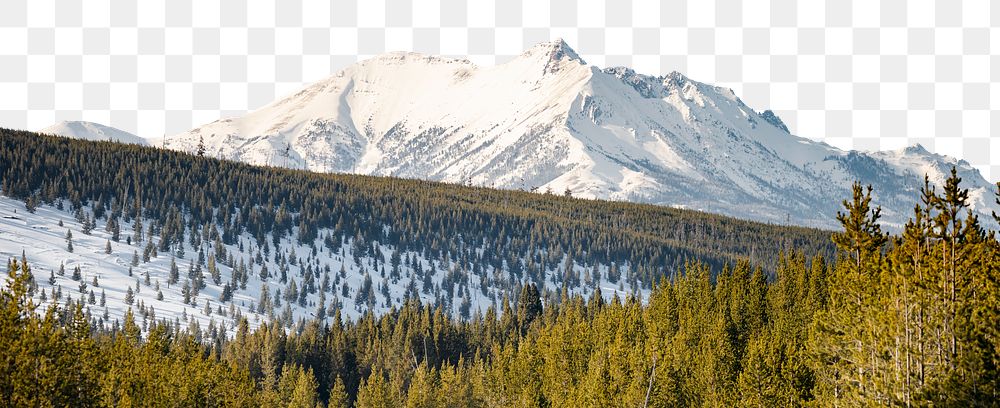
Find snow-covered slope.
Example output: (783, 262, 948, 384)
(0, 195, 640, 336)
(40, 121, 148, 145)
(161, 39, 997, 229)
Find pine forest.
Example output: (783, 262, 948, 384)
(0, 129, 998, 406)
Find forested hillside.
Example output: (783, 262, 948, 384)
(1, 129, 997, 406)
(0, 128, 832, 337)
(0, 128, 832, 273)
(1, 174, 998, 406)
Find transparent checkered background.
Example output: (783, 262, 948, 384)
(1, 0, 999, 180)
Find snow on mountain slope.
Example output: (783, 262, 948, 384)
(162, 39, 998, 229)
(40, 121, 148, 145)
(0, 195, 639, 335)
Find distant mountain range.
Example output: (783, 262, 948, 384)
(38, 40, 1000, 229)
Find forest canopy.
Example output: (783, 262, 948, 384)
(0, 128, 834, 285)
(0, 130, 997, 406)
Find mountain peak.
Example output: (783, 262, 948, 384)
(547, 38, 583, 60)
(165, 42, 1000, 230)
(902, 143, 929, 155)
(521, 39, 586, 72)
(664, 71, 690, 85)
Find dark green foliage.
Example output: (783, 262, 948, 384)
(1, 130, 996, 406)
(0, 129, 834, 290)
(516, 283, 542, 333)
(0, 258, 258, 407)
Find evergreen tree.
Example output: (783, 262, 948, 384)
(517, 283, 543, 334)
(208, 254, 221, 285)
(258, 284, 272, 314)
(812, 182, 888, 404)
(831, 182, 887, 269)
(111, 218, 121, 242)
(328, 376, 350, 408)
(168, 257, 179, 285)
(197, 135, 206, 157)
(316, 291, 326, 323)
(356, 371, 401, 408)
(289, 367, 319, 408)
(133, 218, 143, 243)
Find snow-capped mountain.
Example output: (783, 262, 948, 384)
(40, 121, 148, 145)
(152, 40, 996, 229)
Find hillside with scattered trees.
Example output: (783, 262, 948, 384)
(0, 128, 833, 336)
